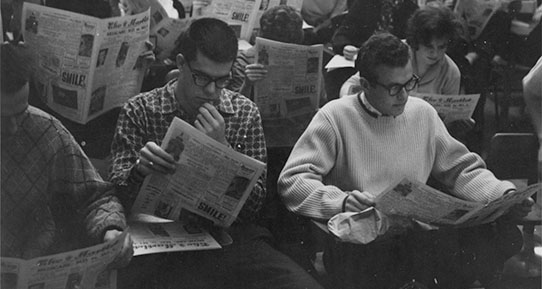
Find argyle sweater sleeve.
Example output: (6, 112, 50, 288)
(49, 119, 126, 246)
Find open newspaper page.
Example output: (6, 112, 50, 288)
(129, 214, 221, 256)
(0, 232, 127, 289)
(375, 177, 539, 227)
(22, 3, 150, 124)
(195, 0, 262, 40)
(120, 0, 190, 60)
(411, 93, 480, 124)
(254, 37, 323, 120)
(454, 0, 501, 40)
(132, 117, 265, 227)
(253, 37, 323, 147)
(89, 11, 150, 122)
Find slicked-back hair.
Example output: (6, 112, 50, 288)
(355, 32, 410, 84)
(405, 4, 461, 50)
(1, 42, 33, 94)
(260, 5, 304, 44)
(172, 18, 238, 64)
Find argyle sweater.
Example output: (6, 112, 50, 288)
(1, 106, 126, 259)
(278, 94, 514, 220)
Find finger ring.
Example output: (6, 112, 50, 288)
(148, 161, 154, 167)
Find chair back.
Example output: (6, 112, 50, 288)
(485, 133, 539, 186)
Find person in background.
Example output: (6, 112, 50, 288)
(278, 32, 533, 289)
(340, 4, 473, 140)
(1, 41, 132, 265)
(523, 56, 542, 177)
(325, 0, 419, 100)
(110, 18, 324, 289)
(3, 0, 154, 160)
(229, 4, 326, 105)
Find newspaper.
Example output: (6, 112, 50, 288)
(120, 0, 192, 60)
(21, 3, 150, 124)
(0, 232, 127, 289)
(375, 177, 539, 227)
(254, 37, 323, 120)
(132, 117, 266, 227)
(195, 0, 263, 40)
(454, 0, 502, 40)
(324, 54, 355, 72)
(411, 93, 480, 124)
(128, 214, 222, 256)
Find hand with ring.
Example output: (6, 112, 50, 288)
(135, 141, 177, 176)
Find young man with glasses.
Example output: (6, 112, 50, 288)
(278, 32, 533, 289)
(110, 17, 323, 289)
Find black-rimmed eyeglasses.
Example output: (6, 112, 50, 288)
(373, 74, 420, 96)
(186, 62, 232, 88)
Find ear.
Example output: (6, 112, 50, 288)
(359, 76, 370, 92)
(176, 53, 186, 69)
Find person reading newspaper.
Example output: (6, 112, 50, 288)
(229, 4, 327, 105)
(523, 56, 542, 179)
(340, 4, 475, 141)
(277, 32, 534, 289)
(110, 18, 324, 289)
(0, 42, 132, 266)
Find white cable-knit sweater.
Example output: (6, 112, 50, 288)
(278, 94, 514, 220)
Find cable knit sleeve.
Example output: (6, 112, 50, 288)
(430, 110, 515, 202)
(278, 110, 349, 220)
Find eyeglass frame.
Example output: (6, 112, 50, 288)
(185, 61, 232, 89)
(371, 74, 420, 96)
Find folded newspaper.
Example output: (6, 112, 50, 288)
(128, 213, 226, 256)
(1, 232, 127, 289)
(131, 117, 266, 227)
(411, 92, 480, 124)
(22, 3, 150, 124)
(375, 177, 539, 227)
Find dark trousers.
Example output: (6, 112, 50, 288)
(323, 221, 523, 289)
(118, 223, 323, 289)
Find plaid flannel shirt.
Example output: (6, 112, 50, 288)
(109, 79, 267, 223)
(1, 107, 126, 259)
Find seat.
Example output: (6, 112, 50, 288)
(486, 57, 532, 131)
(485, 132, 541, 277)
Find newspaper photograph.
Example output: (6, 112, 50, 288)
(129, 214, 221, 256)
(1, 232, 127, 289)
(195, 0, 262, 40)
(411, 93, 480, 124)
(131, 117, 265, 227)
(254, 37, 323, 120)
(375, 177, 539, 227)
(454, 0, 501, 40)
(22, 3, 150, 124)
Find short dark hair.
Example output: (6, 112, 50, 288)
(172, 18, 238, 63)
(1, 42, 33, 93)
(260, 5, 303, 44)
(355, 32, 410, 84)
(405, 4, 461, 50)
